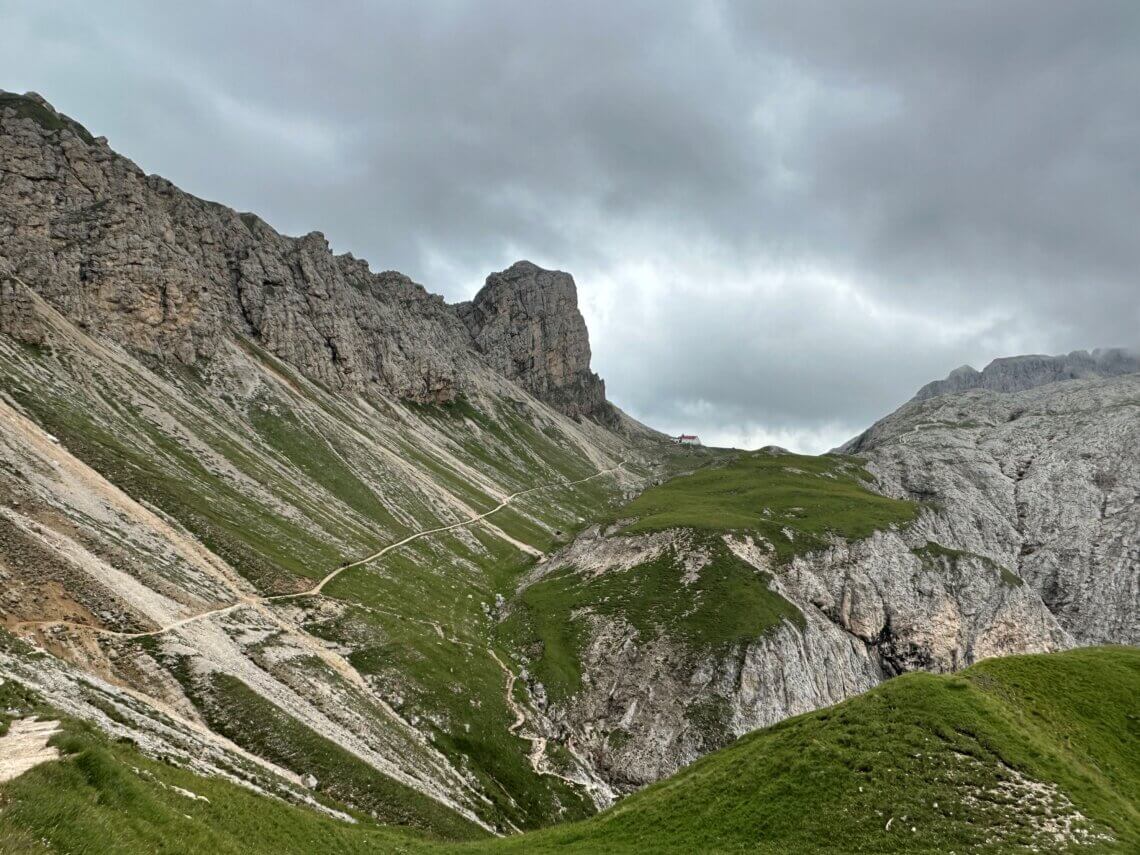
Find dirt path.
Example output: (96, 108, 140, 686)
(488, 649, 550, 769)
(15, 461, 625, 643)
(0, 717, 61, 783)
(291, 460, 626, 599)
(487, 648, 588, 792)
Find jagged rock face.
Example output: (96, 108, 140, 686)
(532, 525, 1069, 790)
(913, 348, 1140, 401)
(537, 371, 1137, 790)
(458, 261, 607, 419)
(778, 531, 1072, 671)
(849, 373, 1140, 646)
(0, 93, 615, 411)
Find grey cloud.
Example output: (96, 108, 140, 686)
(2, 0, 1137, 451)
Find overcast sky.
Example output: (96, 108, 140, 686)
(4, 1, 1138, 451)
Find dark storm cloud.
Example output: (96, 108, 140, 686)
(3, 1, 1137, 450)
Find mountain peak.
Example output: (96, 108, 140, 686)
(458, 261, 607, 419)
(912, 348, 1140, 401)
(0, 90, 97, 145)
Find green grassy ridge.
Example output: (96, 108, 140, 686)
(615, 448, 919, 563)
(3, 648, 1135, 853)
(501, 448, 914, 705)
(477, 646, 1139, 853)
(499, 533, 805, 703)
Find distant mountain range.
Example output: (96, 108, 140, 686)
(912, 348, 1140, 401)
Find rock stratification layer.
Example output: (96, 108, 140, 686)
(458, 261, 608, 419)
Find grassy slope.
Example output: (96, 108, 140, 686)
(3, 648, 1135, 853)
(617, 448, 918, 562)
(502, 449, 917, 702)
(0, 710, 435, 854)
(483, 646, 1139, 854)
(0, 337, 636, 831)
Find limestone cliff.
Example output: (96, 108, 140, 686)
(0, 91, 616, 417)
(847, 372, 1140, 646)
(458, 261, 608, 420)
(529, 369, 1137, 790)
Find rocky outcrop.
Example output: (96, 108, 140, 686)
(0, 92, 619, 415)
(458, 261, 607, 419)
(536, 369, 1136, 791)
(912, 348, 1140, 401)
(530, 523, 1070, 789)
(848, 373, 1140, 646)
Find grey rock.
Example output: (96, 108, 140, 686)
(0, 92, 616, 416)
(912, 348, 1140, 401)
(848, 373, 1140, 646)
(535, 524, 1070, 790)
(458, 261, 607, 419)
(541, 369, 1137, 790)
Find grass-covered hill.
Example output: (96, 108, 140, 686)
(497, 646, 1139, 854)
(616, 448, 918, 560)
(2, 647, 1135, 853)
(501, 448, 918, 710)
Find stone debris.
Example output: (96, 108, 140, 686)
(0, 717, 61, 782)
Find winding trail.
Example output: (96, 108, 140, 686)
(279, 460, 625, 600)
(11, 457, 627, 820)
(488, 647, 613, 807)
(488, 649, 567, 783)
(14, 460, 626, 644)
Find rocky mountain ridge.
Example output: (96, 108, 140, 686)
(0, 89, 660, 833)
(458, 262, 609, 421)
(912, 347, 1140, 401)
(0, 90, 610, 421)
